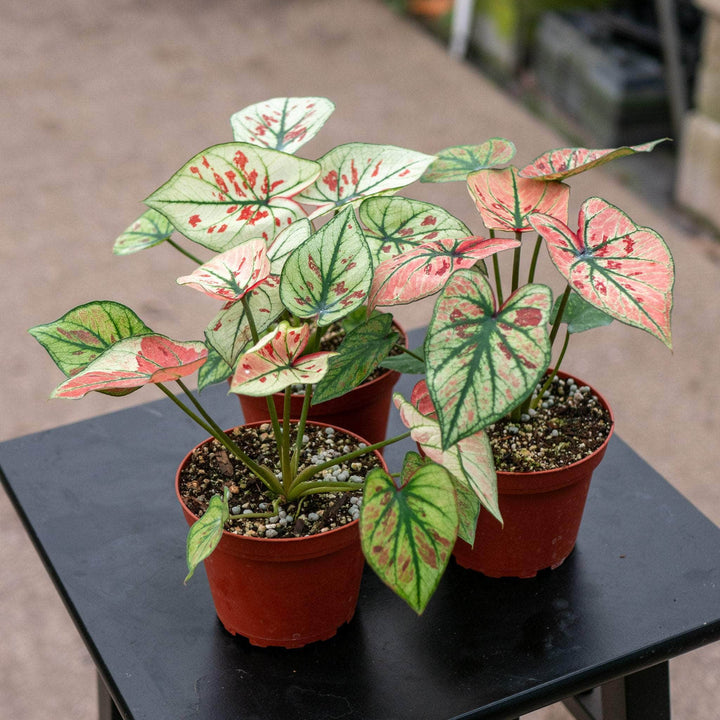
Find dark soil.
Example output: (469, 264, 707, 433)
(179, 423, 382, 539)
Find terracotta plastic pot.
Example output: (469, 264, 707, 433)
(176, 421, 386, 648)
(453, 374, 614, 578)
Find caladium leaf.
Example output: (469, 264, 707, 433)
(145, 142, 320, 252)
(51, 335, 208, 398)
(312, 312, 399, 404)
(394, 389, 500, 526)
(360, 461, 457, 614)
(380, 345, 425, 374)
(368, 235, 519, 310)
(185, 490, 229, 583)
(230, 97, 335, 154)
(530, 198, 674, 348)
(280, 206, 373, 326)
(296, 143, 435, 218)
(425, 269, 552, 447)
(229, 321, 336, 396)
(468, 166, 570, 232)
(359, 196, 472, 264)
(420, 139, 517, 183)
(197, 339, 234, 391)
(177, 239, 271, 302)
(29, 301, 154, 379)
(551, 291, 614, 334)
(268, 218, 312, 274)
(519, 139, 669, 181)
(113, 208, 174, 255)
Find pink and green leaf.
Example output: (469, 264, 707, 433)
(230, 97, 335, 154)
(358, 196, 472, 264)
(368, 235, 519, 310)
(296, 143, 435, 218)
(530, 198, 674, 347)
(279, 206, 373, 326)
(51, 335, 208, 399)
(185, 491, 229, 583)
(467, 166, 570, 232)
(229, 322, 336, 396)
(519, 139, 669, 181)
(177, 239, 271, 302)
(425, 269, 552, 447)
(359, 461, 457, 614)
(420, 139, 516, 183)
(145, 143, 320, 252)
(112, 208, 174, 255)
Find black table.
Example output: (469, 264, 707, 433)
(2, 370, 720, 720)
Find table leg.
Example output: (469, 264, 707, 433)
(98, 672, 124, 720)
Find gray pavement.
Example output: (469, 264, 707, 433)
(1, 1, 718, 718)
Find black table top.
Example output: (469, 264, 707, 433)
(2, 367, 720, 720)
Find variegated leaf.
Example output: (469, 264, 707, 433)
(279, 206, 373, 326)
(145, 143, 320, 252)
(360, 461, 457, 614)
(420, 139, 516, 183)
(551, 291, 614, 335)
(113, 208, 174, 255)
(468, 166, 570, 232)
(29, 301, 154, 379)
(530, 199, 674, 347)
(394, 389, 500, 525)
(267, 218, 312, 274)
(358, 196, 472, 264)
(51, 335, 208, 398)
(296, 143, 435, 217)
(229, 322, 336, 396)
(177, 239, 270, 302)
(425, 270, 552, 447)
(197, 339, 234, 391)
(519, 139, 669, 181)
(185, 492, 229, 583)
(368, 235, 519, 310)
(230, 97, 335, 154)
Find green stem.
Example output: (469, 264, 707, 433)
(549, 284, 572, 346)
(291, 383, 314, 475)
(281, 386, 293, 491)
(167, 238, 204, 265)
(527, 235, 543, 283)
(399, 346, 424, 363)
(531, 330, 570, 410)
(511, 231, 522, 293)
(490, 229, 504, 306)
(291, 481, 368, 497)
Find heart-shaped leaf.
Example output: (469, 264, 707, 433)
(379, 345, 425, 374)
(551, 291, 614, 334)
(312, 312, 399, 404)
(145, 143, 320, 252)
(185, 491, 229, 583)
(177, 239, 271, 302)
(296, 143, 435, 217)
(267, 218, 312, 274)
(358, 196, 472, 264)
(197, 339, 234, 391)
(29, 301, 154, 379)
(530, 198, 674, 347)
(280, 206, 373, 326)
(420, 139, 516, 183)
(51, 335, 208, 398)
(230, 97, 335, 154)
(468, 167, 570, 232)
(519, 139, 669, 181)
(229, 321, 336, 396)
(360, 461, 457, 614)
(113, 208, 174, 255)
(368, 235, 519, 310)
(425, 269, 552, 447)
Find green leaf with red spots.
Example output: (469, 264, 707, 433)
(425, 269, 552, 447)
(358, 196, 472, 265)
(279, 206, 373, 326)
(185, 490, 229, 583)
(368, 235, 519, 311)
(518, 139, 669, 181)
(467, 166, 570, 232)
(29, 301, 154, 380)
(230, 97, 335, 154)
(177, 239, 271, 302)
(145, 143, 320, 252)
(229, 322, 336, 397)
(50, 335, 208, 399)
(113, 208, 174, 255)
(359, 460, 457, 614)
(420, 139, 516, 183)
(296, 143, 435, 218)
(530, 198, 674, 348)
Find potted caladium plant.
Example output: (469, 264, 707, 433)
(363, 137, 675, 578)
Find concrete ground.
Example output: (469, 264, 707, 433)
(1, 0, 718, 718)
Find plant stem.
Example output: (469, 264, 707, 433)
(399, 346, 424, 363)
(549, 284, 572, 345)
(527, 235, 543, 283)
(490, 229, 504, 307)
(291, 383, 314, 475)
(281, 386, 293, 491)
(511, 231, 522, 293)
(531, 330, 570, 410)
(167, 238, 204, 265)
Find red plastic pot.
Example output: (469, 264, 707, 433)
(175, 421, 386, 648)
(453, 374, 614, 578)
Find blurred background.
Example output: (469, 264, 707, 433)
(1, 0, 719, 718)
